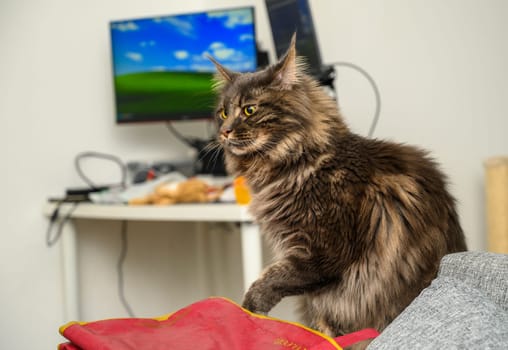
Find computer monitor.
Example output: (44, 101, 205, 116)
(109, 7, 257, 124)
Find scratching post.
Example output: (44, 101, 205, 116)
(484, 156, 508, 253)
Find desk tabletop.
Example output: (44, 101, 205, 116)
(44, 202, 253, 222)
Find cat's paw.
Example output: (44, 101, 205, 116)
(241, 288, 273, 315)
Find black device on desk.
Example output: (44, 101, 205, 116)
(48, 186, 110, 203)
(265, 0, 335, 89)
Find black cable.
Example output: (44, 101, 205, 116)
(166, 121, 221, 174)
(329, 61, 381, 137)
(75, 151, 127, 189)
(46, 202, 79, 247)
(46, 151, 125, 247)
(117, 220, 135, 317)
(46, 204, 135, 317)
(165, 122, 199, 148)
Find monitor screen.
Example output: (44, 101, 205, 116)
(110, 7, 257, 123)
(265, 0, 322, 76)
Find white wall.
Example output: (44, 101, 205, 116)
(1, 0, 507, 348)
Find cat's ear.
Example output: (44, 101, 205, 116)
(208, 55, 238, 86)
(272, 33, 299, 90)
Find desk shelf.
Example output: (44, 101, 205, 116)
(44, 202, 252, 222)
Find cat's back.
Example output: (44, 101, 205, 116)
(331, 134, 442, 182)
(327, 135, 457, 207)
(327, 134, 466, 252)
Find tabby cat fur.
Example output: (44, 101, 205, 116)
(209, 34, 467, 348)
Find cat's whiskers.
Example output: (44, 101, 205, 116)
(200, 141, 221, 159)
(209, 144, 224, 168)
(197, 141, 225, 170)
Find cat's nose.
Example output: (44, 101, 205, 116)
(220, 127, 233, 138)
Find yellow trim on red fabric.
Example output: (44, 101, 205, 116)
(153, 312, 174, 321)
(215, 297, 342, 350)
(59, 311, 173, 334)
(59, 321, 87, 335)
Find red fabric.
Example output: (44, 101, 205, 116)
(333, 328, 381, 348)
(59, 297, 378, 350)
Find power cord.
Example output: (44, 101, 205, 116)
(118, 220, 136, 317)
(75, 151, 127, 189)
(165, 121, 206, 149)
(46, 201, 80, 247)
(329, 61, 381, 137)
(46, 151, 127, 247)
(47, 194, 136, 318)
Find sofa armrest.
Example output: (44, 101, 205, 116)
(368, 252, 508, 349)
(438, 251, 508, 310)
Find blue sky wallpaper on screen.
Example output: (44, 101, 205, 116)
(110, 8, 256, 76)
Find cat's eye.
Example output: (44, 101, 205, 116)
(243, 105, 257, 116)
(220, 109, 228, 120)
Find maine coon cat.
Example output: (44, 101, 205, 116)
(209, 34, 467, 347)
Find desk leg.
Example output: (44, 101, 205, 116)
(240, 223, 263, 293)
(60, 222, 80, 321)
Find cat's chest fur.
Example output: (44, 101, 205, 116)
(246, 151, 360, 256)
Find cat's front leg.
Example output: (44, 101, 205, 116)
(242, 277, 278, 315)
(242, 257, 334, 314)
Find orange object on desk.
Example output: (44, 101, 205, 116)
(234, 176, 251, 205)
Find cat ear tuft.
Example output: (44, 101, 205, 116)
(272, 32, 299, 90)
(208, 55, 238, 86)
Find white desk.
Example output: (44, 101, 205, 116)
(44, 202, 262, 320)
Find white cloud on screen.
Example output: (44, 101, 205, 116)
(174, 50, 189, 60)
(207, 9, 252, 28)
(239, 33, 254, 41)
(154, 16, 196, 38)
(209, 42, 225, 50)
(208, 42, 234, 60)
(125, 52, 143, 62)
(213, 48, 235, 60)
(140, 41, 156, 47)
(112, 21, 139, 32)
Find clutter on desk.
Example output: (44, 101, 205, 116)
(128, 177, 223, 206)
(88, 172, 243, 205)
